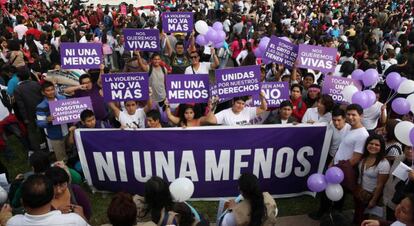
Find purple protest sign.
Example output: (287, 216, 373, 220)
(49, 97, 93, 125)
(166, 74, 209, 103)
(297, 44, 337, 73)
(75, 124, 330, 199)
(60, 43, 102, 69)
(162, 12, 194, 33)
(123, 29, 160, 51)
(322, 76, 363, 103)
(262, 36, 298, 69)
(102, 72, 149, 102)
(252, 82, 290, 107)
(215, 65, 261, 99)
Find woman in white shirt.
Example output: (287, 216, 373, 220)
(302, 94, 334, 124)
(354, 134, 390, 225)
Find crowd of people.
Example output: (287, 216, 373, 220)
(0, 0, 412, 225)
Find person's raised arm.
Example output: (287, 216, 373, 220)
(163, 33, 173, 57)
(143, 88, 153, 113)
(200, 97, 218, 125)
(108, 101, 121, 118)
(64, 84, 87, 96)
(187, 31, 196, 53)
(97, 64, 105, 88)
(256, 91, 268, 115)
(136, 50, 149, 72)
(211, 47, 220, 69)
(164, 99, 180, 125)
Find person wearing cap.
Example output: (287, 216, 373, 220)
(264, 100, 297, 124)
(184, 49, 219, 74)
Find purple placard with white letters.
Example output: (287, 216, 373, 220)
(162, 12, 194, 33)
(60, 43, 102, 69)
(322, 76, 363, 104)
(123, 29, 160, 51)
(75, 124, 330, 199)
(102, 72, 149, 102)
(49, 97, 93, 125)
(215, 65, 261, 99)
(297, 44, 337, 73)
(252, 82, 290, 107)
(166, 74, 209, 103)
(262, 36, 298, 69)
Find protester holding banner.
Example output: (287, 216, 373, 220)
(146, 110, 165, 128)
(108, 95, 153, 129)
(303, 84, 321, 108)
(36, 81, 69, 161)
(204, 95, 267, 126)
(327, 108, 351, 167)
(164, 99, 206, 127)
(140, 53, 168, 106)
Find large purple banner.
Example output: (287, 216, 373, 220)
(166, 74, 210, 103)
(215, 65, 261, 99)
(102, 72, 149, 102)
(262, 36, 298, 69)
(322, 76, 362, 104)
(162, 12, 194, 33)
(123, 29, 160, 51)
(75, 125, 330, 199)
(297, 44, 337, 73)
(60, 43, 102, 69)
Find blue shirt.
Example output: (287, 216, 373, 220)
(7, 74, 19, 96)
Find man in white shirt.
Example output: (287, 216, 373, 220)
(328, 108, 351, 165)
(309, 104, 369, 220)
(185, 49, 219, 74)
(204, 95, 267, 126)
(109, 98, 152, 129)
(362, 88, 387, 133)
(6, 174, 89, 226)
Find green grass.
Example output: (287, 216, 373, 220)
(1, 136, 353, 226)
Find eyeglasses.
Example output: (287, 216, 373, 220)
(190, 56, 198, 59)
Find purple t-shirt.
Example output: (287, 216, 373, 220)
(74, 85, 108, 121)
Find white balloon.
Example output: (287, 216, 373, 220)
(342, 85, 358, 103)
(0, 187, 7, 204)
(397, 80, 414, 94)
(395, 121, 414, 146)
(407, 94, 414, 113)
(325, 183, 343, 201)
(169, 177, 194, 202)
(194, 21, 209, 35)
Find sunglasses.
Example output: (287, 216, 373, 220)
(190, 56, 199, 59)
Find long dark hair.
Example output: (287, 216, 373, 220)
(144, 176, 174, 223)
(238, 173, 265, 226)
(172, 202, 195, 226)
(362, 134, 386, 167)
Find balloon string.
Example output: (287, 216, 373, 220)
(385, 90, 394, 104)
(385, 92, 399, 105)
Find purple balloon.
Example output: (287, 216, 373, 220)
(386, 72, 402, 90)
(352, 91, 370, 109)
(214, 41, 224, 48)
(307, 173, 327, 192)
(259, 37, 270, 51)
(392, 97, 411, 115)
(351, 69, 364, 81)
(362, 69, 379, 87)
(254, 48, 263, 58)
(212, 22, 223, 31)
(410, 128, 414, 146)
(205, 27, 219, 43)
(364, 89, 376, 107)
(325, 167, 344, 184)
(195, 35, 208, 46)
(217, 30, 226, 42)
